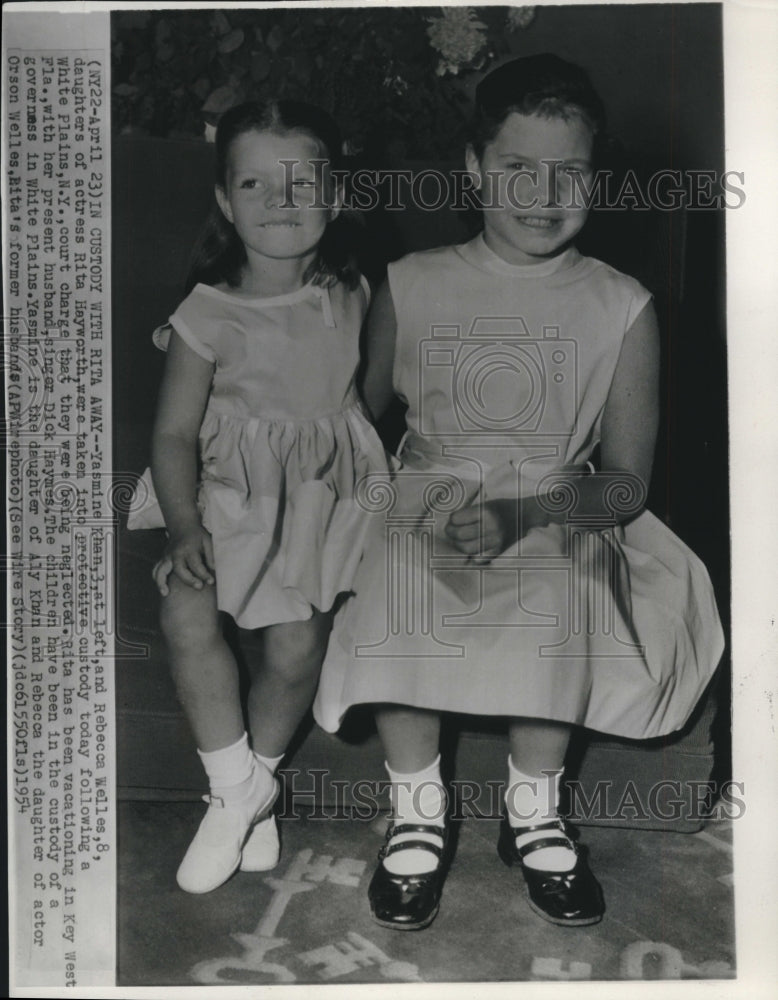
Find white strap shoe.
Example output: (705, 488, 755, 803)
(176, 763, 279, 893)
(239, 814, 281, 872)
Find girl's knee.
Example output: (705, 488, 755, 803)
(159, 580, 221, 651)
(261, 619, 329, 683)
(261, 647, 323, 686)
(270, 614, 329, 654)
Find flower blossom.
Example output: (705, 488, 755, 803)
(506, 7, 537, 32)
(427, 7, 488, 76)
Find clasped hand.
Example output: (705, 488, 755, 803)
(153, 525, 215, 596)
(444, 498, 521, 564)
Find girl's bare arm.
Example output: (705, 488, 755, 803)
(150, 331, 215, 591)
(598, 300, 660, 489)
(361, 280, 397, 422)
(447, 302, 660, 557)
(529, 299, 660, 530)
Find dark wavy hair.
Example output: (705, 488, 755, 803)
(185, 100, 360, 293)
(470, 53, 607, 160)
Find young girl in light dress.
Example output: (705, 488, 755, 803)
(314, 54, 725, 929)
(131, 100, 386, 893)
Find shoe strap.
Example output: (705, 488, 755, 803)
(509, 817, 569, 836)
(389, 823, 446, 839)
(383, 838, 444, 861)
(513, 834, 578, 860)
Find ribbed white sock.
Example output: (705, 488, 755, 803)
(198, 732, 256, 802)
(505, 756, 576, 872)
(383, 755, 446, 876)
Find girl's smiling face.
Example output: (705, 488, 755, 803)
(466, 111, 594, 266)
(215, 128, 336, 269)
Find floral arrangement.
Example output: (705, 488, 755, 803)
(112, 6, 536, 158)
(426, 6, 534, 76)
(427, 7, 491, 77)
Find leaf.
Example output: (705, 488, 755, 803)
(292, 51, 312, 83)
(266, 24, 284, 52)
(217, 28, 244, 55)
(250, 50, 271, 83)
(155, 18, 171, 45)
(192, 76, 211, 100)
(210, 11, 231, 37)
(202, 84, 239, 115)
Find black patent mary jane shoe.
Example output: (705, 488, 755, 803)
(498, 817, 604, 927)
(368, 823, 447, 931)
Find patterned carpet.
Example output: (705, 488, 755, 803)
(118, 801, 735, 986)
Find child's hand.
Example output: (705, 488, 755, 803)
(153, 526, 215, 596)
(445, 499, 518, 564)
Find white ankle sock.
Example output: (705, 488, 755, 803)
(246, 750, 283, 835)
(383, 756, 446, 876)
(505, 756, 576, 872)
(253, 750, 284, 775)
(198, 733, 256, 802)
(238, 749, 283, 873)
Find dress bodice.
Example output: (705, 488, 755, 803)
(388, 235, 651, 497)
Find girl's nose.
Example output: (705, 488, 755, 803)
(264, 183, 284, 209)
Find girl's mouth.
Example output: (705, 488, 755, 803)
(516, 216, 561, 229)
(259, 221, 300, 228)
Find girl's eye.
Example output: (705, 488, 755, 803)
(292, 179, 317, 188)
(240, 179, 258, 190)
(509, 161, 532, 172)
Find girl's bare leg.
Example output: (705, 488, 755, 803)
(502, 716, 603, 924)
(374, 705, 441, 772)
(505, 716, 577, 870)
(159, 576, 243, 751)
(160, 578, 276, 893)
(372, 705, 446, 887)
(246, 609, 333, 757)
(508, 717, 571, 777)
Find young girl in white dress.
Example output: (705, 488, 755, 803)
(133, 100, 386, 893)
(314, 54, 724, 929)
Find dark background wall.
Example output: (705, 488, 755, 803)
(508, 3, 724, 172)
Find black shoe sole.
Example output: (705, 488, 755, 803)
(526, 896, 602, 927)
(369, 903, 440, 931)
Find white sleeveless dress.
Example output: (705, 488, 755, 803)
(313, 236, 724, 739)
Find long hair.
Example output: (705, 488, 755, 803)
(185, 100, 360, 293)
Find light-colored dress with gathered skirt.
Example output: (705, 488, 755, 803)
(128, 276, 388, 630)
(313, 236, 724, 740)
